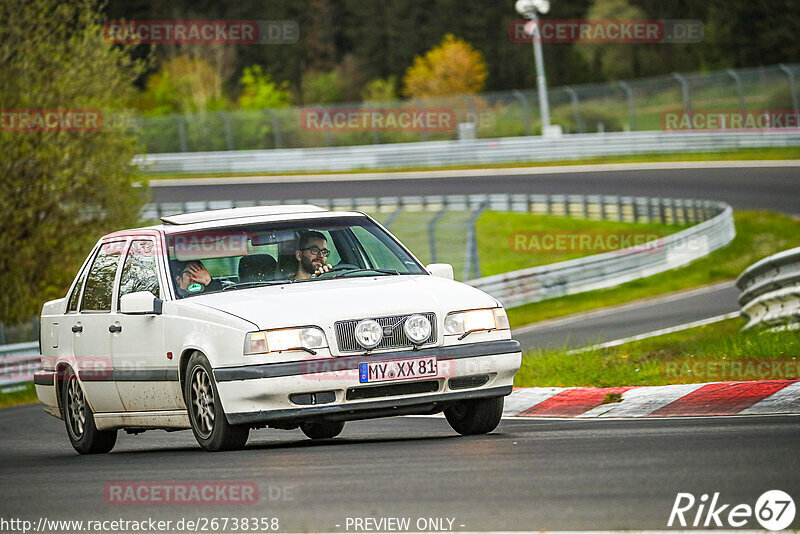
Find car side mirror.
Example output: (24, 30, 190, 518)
(120, 291, 162, 315)
(426, 263, 454, 280)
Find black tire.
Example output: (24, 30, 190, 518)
(300, 420, 345, 440)
(444, 396, 504, 435)
(62, 367, 117, 454)
(185, 352, 249, 452)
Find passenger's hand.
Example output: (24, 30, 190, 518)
(187, 263, 211, 285)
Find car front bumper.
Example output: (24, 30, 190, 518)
(213, 339, 521, 426)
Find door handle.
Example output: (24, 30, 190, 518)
(71, 325, 83, 333)
(108, 324, 122, 333)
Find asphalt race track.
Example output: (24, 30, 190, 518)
(2, 404, 799, 531)
(149, 163, 800, 214)
(512, 282, 739, 350)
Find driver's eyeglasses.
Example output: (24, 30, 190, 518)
(301, 246, 331, 257)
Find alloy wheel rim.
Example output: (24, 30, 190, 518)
(190, 366, 215, 439)
(67, 376, 86, 439)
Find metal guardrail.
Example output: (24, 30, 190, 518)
(134, 131, 800, 174)
(736, 246, 800, 330)
(468, 200, 734, 308)
(0, 342, 39, 388)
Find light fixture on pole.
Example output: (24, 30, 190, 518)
(516, 0, 558, 136)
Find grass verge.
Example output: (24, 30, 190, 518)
(145, 147, 800, 180)
(0, 382, 39, 409)
(514, 317, 800, 388)
(506, 211, 800, 328)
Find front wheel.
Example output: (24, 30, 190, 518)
(185, 352, 249, 452)
(300, 420, 345, 440)
(444, 396, 504, 435)
(62, 367, 117, 454)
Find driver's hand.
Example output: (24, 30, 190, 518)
(311, 264, 333, 277)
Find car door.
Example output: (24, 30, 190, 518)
(72, 239, 127, 413)
(112, 238, 183, 411)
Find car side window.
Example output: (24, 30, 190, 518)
(80, 243, 123, 312)
(67, 268, 88, 313)
(118, 240, 160, 302)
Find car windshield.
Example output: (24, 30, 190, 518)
(166, 215, 427, 298)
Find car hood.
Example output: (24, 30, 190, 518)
(183, 275, 497, 331)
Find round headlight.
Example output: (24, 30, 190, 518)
(403, 314, 431, 344)
(354, 319, 382, 349)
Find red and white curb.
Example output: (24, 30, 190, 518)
(504, 380, 800, 418)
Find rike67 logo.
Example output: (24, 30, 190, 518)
(668, 490, 796, 530)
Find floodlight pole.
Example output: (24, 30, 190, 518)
(530, 12, 551, 131)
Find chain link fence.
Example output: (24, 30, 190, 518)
(132, 64, 800, 153)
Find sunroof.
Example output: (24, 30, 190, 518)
(160, 205, 328, 225)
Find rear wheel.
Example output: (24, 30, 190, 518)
(300, 420, 345, 440)
(62, 367, 117, 454)
(444, 396, 504, 435)
(185, 352, 249, 451)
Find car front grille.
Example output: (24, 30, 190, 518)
(346, 380, 440, 401)
(335, 312, 437, 353)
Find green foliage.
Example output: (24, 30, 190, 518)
(0, 0, 149, 323)
(137, 55, 227, 114)
(302, 70, 347, 104)
(574, 0, 661, 81)
(238, 66, 292, 110)
(361, 77, 399, 102)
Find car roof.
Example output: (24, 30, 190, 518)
(105, 205, 371, 237)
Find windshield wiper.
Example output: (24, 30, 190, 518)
(222, 280, 287, 291)
(332, 269, 400, 279)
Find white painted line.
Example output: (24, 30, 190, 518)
(511, 281, 736, 336)
(504, 387, 566, 416)
(740, 380, 800, 415)
(148, 160, 800, 186)
(566, 312, 740, 354)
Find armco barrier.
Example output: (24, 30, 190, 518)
(134, 131, 800, 174)
(467, 200, 734, 308)
(0, 342, 39, 387)
(737, 246, 800, 330)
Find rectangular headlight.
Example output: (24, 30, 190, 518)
(244, 327, 327, 355)
(444, 308, 509, 336)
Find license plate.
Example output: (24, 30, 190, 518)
(358, 356, 437, 383)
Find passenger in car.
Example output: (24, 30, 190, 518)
(174, 260, 223, 296)
(292, 230, 333, 280)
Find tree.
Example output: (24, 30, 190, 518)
(138, 55, 227, 114)
(361, 77, 398, 102)
(574, 0, 661, 80)
(402, 34, 488, 98)
(0, 0, 149, 323)
(238, 66, 292, 110)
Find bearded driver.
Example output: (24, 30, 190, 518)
(293, 230, 333, 280)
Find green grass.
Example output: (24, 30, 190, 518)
(506, 210, 800, 328)
(476, 212, 684, 276)
(515, 317, 800, 387)
(0, 382, 39, 409)
(145, 146, 800, 180)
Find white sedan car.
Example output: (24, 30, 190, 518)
(35, 205, 521, 453)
